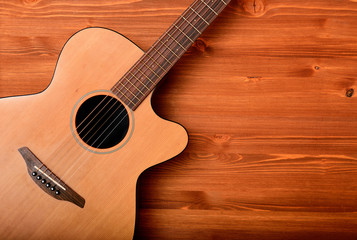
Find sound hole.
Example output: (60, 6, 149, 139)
(75, 95, 129, 149)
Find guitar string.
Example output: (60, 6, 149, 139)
(110, 0, 225, 107)
(91, 0, 229, 148)
(117, 0, 228, 105)
(41, 0, 226, 180)
(61, 0, 228, 183)
(90, 0, 228, 151)
(89, 0, 217, 145)
(72, 0, 220, 146)
(57, 0, 214, 181)
(73, 5, 197, 142)
(112, 0, 227, 109)
(39, 0, 228, 184)
(39, 0, 213, 181)
(91, 0, 227, 149)
(73, 0, 224, 140)
(35, 1, 228, 197)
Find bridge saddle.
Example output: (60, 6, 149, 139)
(19, 147, 85, 208)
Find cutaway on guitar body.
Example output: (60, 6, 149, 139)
(0, 28, 188, 239)
(0, 0, 231, 238)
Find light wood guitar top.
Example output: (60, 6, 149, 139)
(1, 0, 357, 239)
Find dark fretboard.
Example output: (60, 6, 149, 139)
(111, 0, 231, 110)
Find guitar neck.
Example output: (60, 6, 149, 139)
(111, 0, 231, 110)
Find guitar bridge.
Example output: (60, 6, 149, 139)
(19, 147, 85, 208)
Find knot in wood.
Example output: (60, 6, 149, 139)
(346, 88, 354, 98)
(193, 38, 208, 53)
(23, 0, 41, 6)
(213, 134, 231, 144)
(243, 0, 265, 16)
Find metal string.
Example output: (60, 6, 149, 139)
(63, 0, 228, 181)
(40, 0, 229, 184)
(70, 0, 223, 147)
(94, 0, 227, 149)
(72, 0, 228, 141)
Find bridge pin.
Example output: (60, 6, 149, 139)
(32, 172, 37, 176)
(41, 179, 46, 184)
(50, 186, 56, 191)
(46, 183, 51, 188)
(55, 191, 60, 195)
(36, 175, 41, 180)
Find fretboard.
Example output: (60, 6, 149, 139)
(111, 0, 231, 110)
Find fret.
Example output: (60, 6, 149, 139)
(166, 33, 186, 51)
(123, 76, 145, 95)
(112, 86, 136, 106)
(111, 0, 231, 110)
(189, 6, 209, 25)
(140, 61, 161, 79)
(145, 52, 167, 72)
(215, 0, 228, 12)
(175, 18, 200, 43)
(134, 56, 163, 79)
(173, 24, 194, 43)
(159, 39, 180, 58)
(182, 16, 202, 34)
(133, 65, 155, 84)
(143, 60, 159, 78)
(118, 82, 140, 101)
(154, 37, 184, 64)
(127, 72, 150, 91)
(200, 0, 218, 15)
(220, 0, 227, 5)
(152, 45, 174, 67)
(193, 1, 222, 29)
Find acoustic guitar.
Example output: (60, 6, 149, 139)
(0, 0, 231, 239)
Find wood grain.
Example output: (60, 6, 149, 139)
(0, 27, 188, 239)
(1, 0, 357, 239)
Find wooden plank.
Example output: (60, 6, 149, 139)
(1, 0, 357, 239)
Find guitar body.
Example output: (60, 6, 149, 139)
(0, 28, 188, 239)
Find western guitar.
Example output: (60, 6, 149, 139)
(0, 0, 231, 239)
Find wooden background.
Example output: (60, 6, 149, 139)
(1, 0, 357, 239)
